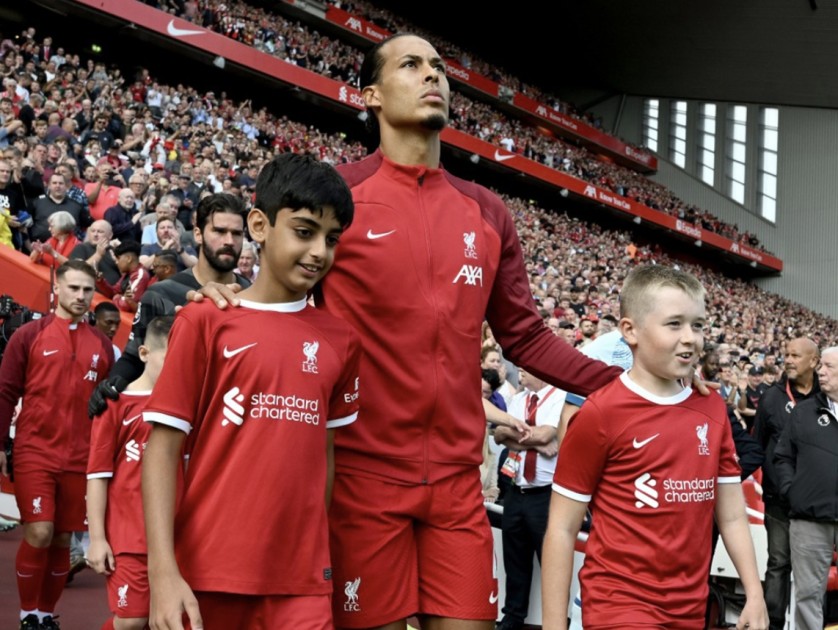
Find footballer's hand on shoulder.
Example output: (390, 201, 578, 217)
(186, 282, 243, 310)
(88, 376, 128, 419)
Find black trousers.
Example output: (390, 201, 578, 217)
(500, 485, 552, 623)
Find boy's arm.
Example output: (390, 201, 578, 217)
(483, 398, 531, 439)
(541, 492, 589, 630)
(143, 424, 202, 630)
(86, 477, 114, 575)
(715, 483, 769, 629)
(556, 402, 580, 447)
(325, 429, 335, 508)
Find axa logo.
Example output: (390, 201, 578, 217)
(303, 341, 319, 374)
(32, 497, 43, 514)
(345, 17, 363, 31)
(730, 242, 740, 254)
(222, 387, 245, 427)
(633, 473, 659, 509)
(463, 231, 477, 259)
(344, 577, 361, 611)
(118, 584, 129, 608)
(338, 86, 348, 103)
(453, 264, 483, 286)
(583, 185, 597, 199)
(696, 423, 710, 456)
(536, 105, 547, 116)
(83, 370, 99, 382)
(125, 439, 141, 463)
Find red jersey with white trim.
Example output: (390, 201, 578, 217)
(87, 390, 151, 555)
(143, 298, 361, 595)
(553, 373, 740, 626)
(325, 151, 621, 484)
(0, 314, 114, 473)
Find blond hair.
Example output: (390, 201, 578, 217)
(620, 265, 705, 321)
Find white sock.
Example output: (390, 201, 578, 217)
(19, 609, 40, 620)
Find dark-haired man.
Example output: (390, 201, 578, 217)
(0, 260, 113, 629)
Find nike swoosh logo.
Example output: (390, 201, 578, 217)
(166, 19, 205, 37)
(123, 415, 141, 426)
(366, 229, 396, 240)
(16, 572, 33, 578)
(43, 350, 58, 356)
(223, 342, 257, 359)
(489, 591, 499, 604)
(494, 150, 515, 162)
(632, 433, 660, 449)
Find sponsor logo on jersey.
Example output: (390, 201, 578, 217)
(366, 229, 396, 240)
(221, 387, 245, 426)
(344, 577, 361, 612)
(635, 471, 717, 508)
(303, 341, 319, 374)
(632, 433, 659, 449)
(453, 264, 483, 286)
(84, 370, 99, 382)
(125, 439, 142, 463)
(223, 342, 257, 359)
(696, 423, 710, 456)
(117, 584, 129, 608)
(43, 349, 58, 356)
(463, 231, 477, 259)
(633, 473, 658, 509)
(32, 497, 43, 514)
(344, 377, 360, 404)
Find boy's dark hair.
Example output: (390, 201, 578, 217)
(255, 152, 354, 229)
(94, 301, 119, 317)
(154, 250, 178, 268)
(113, 240, 141, 258)
(194, 192, 246, 232)
(56, 259, 96, 281)
(144, 315, 174, 351)
(482, 367, 501, 392)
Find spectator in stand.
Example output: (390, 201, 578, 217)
(577, 314, 598, 347)
(140, 196, 185, 243)
(233, 240, 259, 282)
(139, 216, 197, 271)
(69, 218, 121, 286)
(30, 172, 88, 244)
(103, 187, 141, 243)
(0, 157, 25, 248)
(102, 240, 150, 313)
(55, 160, 90, 217)
(85, 161, 124, 221)
(737, 366, 767, 432)
(80, 113, 115, 151)
(0, 260, 114, 630)
(753, 337, 820, 630)
(29, 210, 78, 268)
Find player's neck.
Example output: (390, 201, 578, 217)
(379, 128, 440, 169)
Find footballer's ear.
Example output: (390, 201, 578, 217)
(246, 207, 269, 245)
(619, 317, 638, 347)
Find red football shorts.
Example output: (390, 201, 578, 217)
(13, 468, 86, 530)
(329, 468, 497, 628)
(186, 592, 332, 630)
(108, 553, 149, 618)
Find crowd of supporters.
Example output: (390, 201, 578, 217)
(0, 25, 829, 352)
(136, 0, 768, 251)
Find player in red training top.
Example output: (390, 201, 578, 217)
(142, 153, 360, 630)
(87, 315, 174, 630)
(542, 265, 768, 630)
(0, 260, 114, 630)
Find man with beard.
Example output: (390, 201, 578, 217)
(753, 337, 820, 630)
(88, 193, 249, 409)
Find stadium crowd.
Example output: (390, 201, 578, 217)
(1, 15, 837, 630)
(136, 0, 768, 251)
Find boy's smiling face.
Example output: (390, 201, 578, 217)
(247, 206, 343, 303)
(621, 286, 706, 397)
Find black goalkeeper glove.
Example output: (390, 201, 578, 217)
(88, 375, 129, 419)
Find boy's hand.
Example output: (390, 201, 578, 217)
(149, 572, 203, 630)
(736, 596, 768, 630)
(87, 539, 115, 575)
(186, 281, 243, 309)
